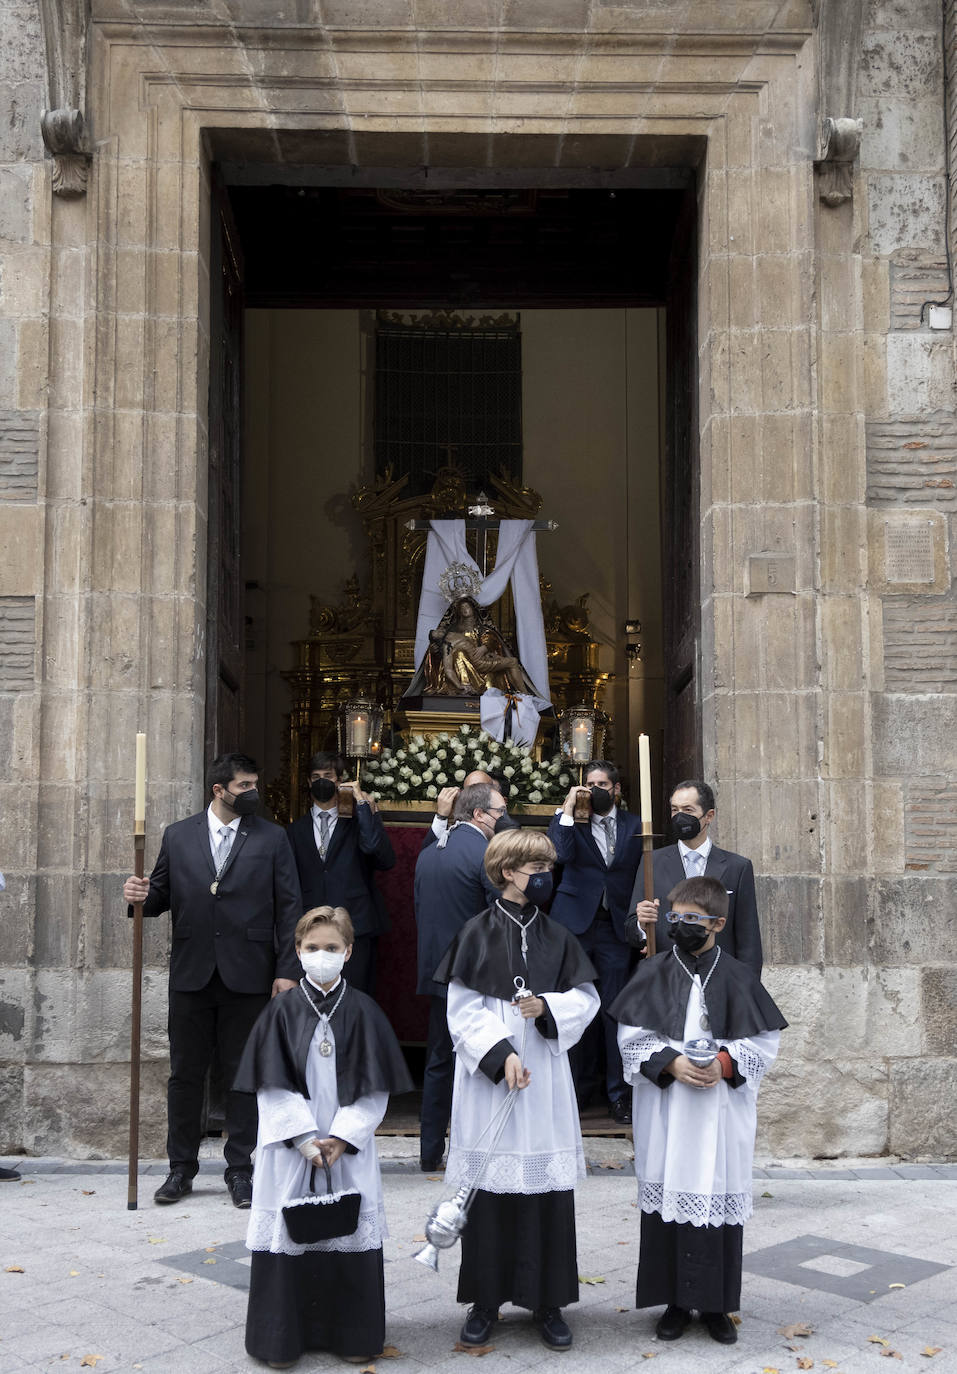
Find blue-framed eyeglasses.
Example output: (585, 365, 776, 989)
(664, 910, 714, 926)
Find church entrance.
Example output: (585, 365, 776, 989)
(205, 142, 702, 1126)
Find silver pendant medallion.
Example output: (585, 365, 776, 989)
(700, 1012, 710, 1031)
(210, 880, 218, 895)
(319, 1038, 333, 1058)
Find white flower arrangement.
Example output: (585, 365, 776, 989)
(361, 724, 570, 806)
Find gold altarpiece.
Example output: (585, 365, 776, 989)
(271, 466, 610, 821)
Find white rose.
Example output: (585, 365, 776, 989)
(528, 790, 542, 803)
(435, 772, 448, 785)
(521, 759, 533, 774)
(412, 734, 425, 747)
(426, 785, 438, 799)
(509, 784, 519, 797)
(399, 765, 412, 779)
(435, 749, 447, 761)
(438, 733, 450, 743)
(410, 774, 422, 787)
(397, 781, 409, 794)
(502, 765, 515, 778)
(422, 770, 434, 783)
(559, 773, 569, 785)
(454, 769, 466, 782)
(488, 741, 501, 754)
(549, 761, 561, 775)
(460, 725, 471, 735)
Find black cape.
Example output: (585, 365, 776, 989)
(433, 900, 597, 1002)
(234, 979, 414, 1107)
(609, 943, 787, 1041)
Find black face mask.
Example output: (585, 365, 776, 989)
(522, 871, 553, 905)
(494, 811, 521, 834)
(669, 921, 711, 955)
(310, 777, 338, 804)
(671, 811, 702, 842)
(223, 787, 259, 817)
(590, 786, 615, 816)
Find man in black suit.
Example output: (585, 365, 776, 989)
(629, 779, 763, 975)
(123, 752, 302, 1208)
(547, 760, 644, 1123)
(285, 751, 395, 995)
(413, 781, 503, 1171)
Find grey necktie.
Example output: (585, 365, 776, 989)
(687, 848, 704, 878)
(319, 811, 331, 859)
(601, 815, 616, 862)
(215, 825, 232, 870)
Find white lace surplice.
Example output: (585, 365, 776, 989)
(246, 1019, 388, 1256)
(618, 978, 780, 1228)
(445, 977, 600, 1194)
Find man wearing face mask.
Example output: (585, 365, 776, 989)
(547, 761, 644, 1124)
(628, 780, 762, 976)
(123, 752, 302, 1208)
(285, 751, 395, 996)
(413, 782, 504, 1171)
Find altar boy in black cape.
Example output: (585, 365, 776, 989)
(234, 906, 413, 1368)
(611, 876, 786, 1346)
(434, 829, 600, 1353)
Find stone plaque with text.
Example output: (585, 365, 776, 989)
(885, 521, 935, 584)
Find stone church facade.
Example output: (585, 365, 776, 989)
(0, 0, 955, 1160)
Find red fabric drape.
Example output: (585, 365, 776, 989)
(373, 824, 430, 1042)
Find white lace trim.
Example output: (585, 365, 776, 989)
(638, 1180, 753, 1228)
(246, 1201, 385, 1255)
(445, 1146, 584, 1195)
(733, 1041, 769, 1085)
(620, 1032, 667, 1077)
(257, 1086, 317, 1146)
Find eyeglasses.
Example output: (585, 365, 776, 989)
(486, 806, 507, 816)
(664, 911, 714, 926)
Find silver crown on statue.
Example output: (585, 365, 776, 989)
(414, 1185, 471, 1271)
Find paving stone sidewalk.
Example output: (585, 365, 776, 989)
(1, 1149, 955, 1374)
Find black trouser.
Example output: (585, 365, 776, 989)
(419, 993, 453, 1165)
(569, 911, 633, 1106)
(166, 970, 268, 1176)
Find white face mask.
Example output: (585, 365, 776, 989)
(300, 948, 346, 984)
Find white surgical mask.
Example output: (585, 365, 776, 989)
(300, 949, 346, 984)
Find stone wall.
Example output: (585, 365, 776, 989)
(0, 0, 953, 1160)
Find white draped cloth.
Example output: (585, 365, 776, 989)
(617, 978, 780, 1228)
(445, 978, 600, 1194)
(246, 1019, 388, 1256)
(413, 518, 551, 743)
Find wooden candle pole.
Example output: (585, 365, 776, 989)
(128, 732, 147, 1210)
(638, 734, 656, 957)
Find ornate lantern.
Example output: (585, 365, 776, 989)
(558, 705, 597, 783)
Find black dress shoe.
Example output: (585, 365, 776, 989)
(534, 1308, 572, 1350)
(609, 1097, 632, 1125)
(153, 1170, 193, 1205)
(459, 1305, 497, 1346)
(225, 1171, 253, 1209)
(701, 1311, 738, 1344)
(655, 1305, 691, 1340)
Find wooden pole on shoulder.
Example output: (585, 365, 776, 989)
(128, 733, 147, 1210)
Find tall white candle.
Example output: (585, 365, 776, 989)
(638, 733, 652, 826)
(134, 732, 147, 829)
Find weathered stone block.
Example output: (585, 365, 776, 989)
(886, 333, 956, 415)
(32, 969, 168, 1062)
(868, 174, 946, 257)
(874, 694, 957, 777)
(888, 1057, 957, 1158)
(921, 968, 957, 1056)
(22, 1061, 168, 1157)
(859, 32, 941, 98)
(759, 1058, 888, 1157)
(869, 876, 957, 965)
(756, 875, 822, 966)
(860, 98, 945, 174)
(0, 1064, 24, 1152)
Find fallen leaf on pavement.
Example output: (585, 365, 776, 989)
(177, 1277, 193, 1285)
(4, 1265, 24, 1273)
(763, 1366, 780, 1373)
(780, 1325, 814, 1339)
(879, 1352, 903, 1361)
(413, 1234, 427, 1243)
(730, 1314, 742, 1326)
(601, 1161, 624, 1170)
(821, 1363, 838, 1369)
(453, 1342, 495, 1356)
(81, 1190, 95, 1196)
(579, 1274, 606, 1284)
(360, 1364, 375, 1374)
(80, 1358, 104, 1369)
(762, 1190, 774, 1198)
(797, 1360, 814, 1370)
(203, 1258, 217, 1264)
(888, 1283, 905, 1290)
(641, 1353, 657, 1360)
(921, 1349, 943, 1358)
(785, 1344, 803, 1352)
(204, 1246, 218, 1252)
(147, 1237, 166, 1245)
(69, 1270, 79, 1277)
(380, 1346, 401, 1358)
(427, 1175, 442, 1182)
(869, 1336, 890, 1346)
(615, 1306, 629, 1313)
